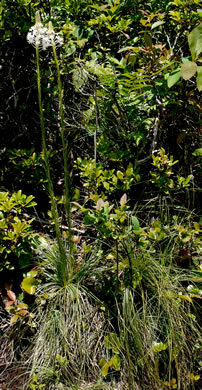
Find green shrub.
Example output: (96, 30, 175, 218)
(0, 190, 37, 271)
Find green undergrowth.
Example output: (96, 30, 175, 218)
(14, 234, 200, 390)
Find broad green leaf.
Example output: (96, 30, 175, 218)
(111, 354, 121, 371)
(167, 70, 181, 88)
(180, 61, 197, 80)
(196, 66, 202, 91)
(190, 373, 200, 381)
(181, 56, 192, 63)
(108, 56, 122, 66)
(126, 165, 133, 176)
(117, 170, 124, 180)
(192, 148, 202, 156)
(152, 342, 168, 353)
(10, 314, 19, 326)
(0, 192, 9, 202)
(132, 216, 140, 230)
(99, 359, 112, 376)
(103, 181, 110, 190)
(27, 269, 38, 278)
(21, 276, 38, 294)
(188, 23, 202, 60)
(17, 303, 28, 310)
(151, 21, 165, 29)
(104, 333, 121, 353)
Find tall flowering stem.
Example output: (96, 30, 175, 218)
(49, 22, 73, 275)
(29, 12, 68, 284)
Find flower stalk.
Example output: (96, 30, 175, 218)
(49, 21, 74, 274)
(28, 12, 68, 284)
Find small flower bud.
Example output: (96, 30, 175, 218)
(35, 11, 41, 26)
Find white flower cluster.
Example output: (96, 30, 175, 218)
(27, 12, 63, 51)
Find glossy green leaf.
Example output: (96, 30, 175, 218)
(192, 148, 202, 156)
(21, 276, 38, 295)
(188, 23, 202, 60)
(151, 21, 165, 29)
(27, 269, 38, 278)
(196, 66, 202, 91)
(132, 216, 140, 230)
(167, 70, 181, 88)
(190, 373, 200, 381)
(152, 342, 168, 353)
(117, 170, 124, 180)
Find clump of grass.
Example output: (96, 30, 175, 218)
(117, 250, 201, 389)
(23, 239, 111, 389)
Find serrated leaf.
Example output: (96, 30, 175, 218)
(188, 23, 202, 60)
(167, 70, 181, 88)
(196, 66, 202, 91)
(180, 61, 197, 80)
(21, 276, 38, 295)
(151, 21, 165, 29)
